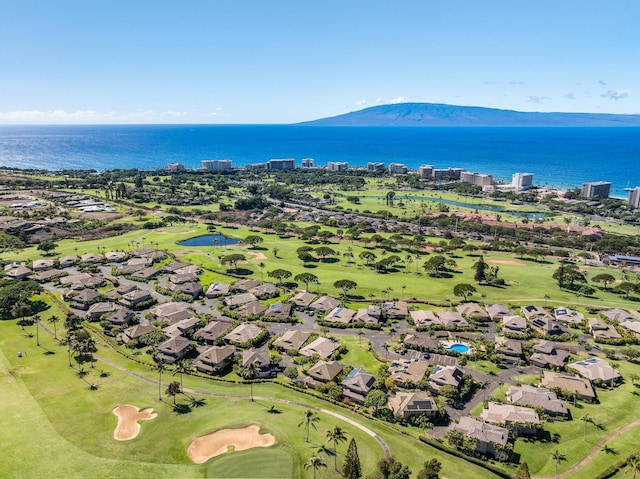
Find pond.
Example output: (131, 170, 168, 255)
(178, 234, 240, 247)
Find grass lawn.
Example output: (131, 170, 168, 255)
(334, 334, 385, 372)
(0, 319, 505, 479)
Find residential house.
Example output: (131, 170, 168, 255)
(438, 311, 469, 328)
(521, 305, 551, 321)
(354, 306, 380, 324)
(30, 268, 67, 283)
(541, 371, 596, 401)
(481, 402, 540, 436)
(85, 302, 117, 320)
(494, 336, 522, 364)
(105, 251, 127, 263)
(155, 336, 192, 364)
(194, 319, 233, 345)
(68, 288, 101, 310)
(529, 316, 568, 337)
(162, 261, 189, 273)
(104, 308, 135, 328)
(388, 392, 438, 419)
(131, 267, 161, 281)
(81, 253, 104, 264)
(457, 303, 490, 321)
(242, 348, 272, 378)
(248, 283, 278, 299)
(169, 272, 198, 285)
(389, 358, 429, 386)
(506, 385, 568, 417)
(273, 330, 311, 352)
(152, 302, 192, 318)
(236, 300, 267, 318)
(225, 293, 258, 307)
(194, 345, 236, 374)
(453, 417, 509, 457)
(530, 340, 570, 368)
(402, 334, 439, 352)
(206, 282, 231, 298)
(324, 307, 356, 324)
(602, 308, 640, 323)
(174, 265, 201, 276)
(169, 281, 203, 299)
(410, 310, 441, 327)
(118, 323, 158, 344)
(502, 315, 527, 335)
(264, 302, 292, 321)
(588, 318, 622, 340)
(224, 323, 265, 345)
(429, 365, 464, 393)
(119, 289, 153, 308)
(305, 360, 344, 385)
(163, 317, 201, 338)
(309, 295, 340, 313)
(568, 358, 621, 384)
(342, 368, 376, 404)
(299, 337, 340, 359)
(4, 264, 32, 280)
(486, 304, 513, 322)
(554, 307, 584, 324)
(32, 259, 56, 271)
(231, 279, 262, 292)
(381, 301, 408, 319)
(290, 291, 317, 309)
(58, 255, 78, 268)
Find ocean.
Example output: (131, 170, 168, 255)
(0, 124, 638, 197)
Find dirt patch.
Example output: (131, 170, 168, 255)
(187, 425, 275, 464)
(246, 251, 268, 260)
(487, 259, 526, 267)
(180, 230, 196, 234)
(112, 405, 157, 441)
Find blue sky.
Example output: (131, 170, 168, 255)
(1, 0, 638, 124)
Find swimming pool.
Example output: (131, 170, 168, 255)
(444, 343, 470, 354)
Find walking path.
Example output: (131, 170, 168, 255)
(532, 418, 640, 479)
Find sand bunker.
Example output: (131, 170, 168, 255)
(112, 405, 157, 441)
(487, 259, 526, 267)
(246, 251, 268, 260)
(188, 425, 275, 464)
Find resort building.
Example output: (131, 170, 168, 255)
(327, 161, 348, 171)
(168, 162, 185, 171)
(388, 163, 408, 175)
(459, 171, 493, 188)
(581, 181, 612, 199)
(202, 159, 232, 171)
(301, 158, 315, 168)
(512, 172, 533, 190)
(418, 165, 434, 178)
(628, 186, 640, 209)
(367, 162, 385, 171)
(267, 158, 295, 170)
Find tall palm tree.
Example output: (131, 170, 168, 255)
(242, 362, 260, 402)
(174, 359, 192, 391)
(299, 409, 320, 442)
(304, 456, 327, 479)
(33, 314, 41, 346)
(551, 449, 566, 479)
(628, 454, 640, 479)
(47, 315, 60, 339)
(582, 414, 592, 441)
(156, 361, 166, 400)
(326, 426, 347, 470)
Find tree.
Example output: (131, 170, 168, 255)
(551, 449, 566, 479)
(627, 454, 640, 479)
(372, 456, 411, 479)
(386, 191, 396, 207)
(326, 426, 347, 470)
(268, 268, 292, 286)
(453, 283, 476, 302)
(553, 262, 586, 290)
(242, 362, 260, 401)
(513, 462, 531, 479)
(174, 359, 192, 391)
(359, 250, 377, 266)
(423, 255, 447, 277)
(166, 380, 182, 405)
(614, 281, 638, 298)
(364, 390, 388, 413)
(333, 279, 357, 298)
(294, 273, 319, 292)
(298, 409, 320, 442)
(315, 246, 337, 261)
(591, 273, 616, 290)
(582, 414, 592, 441)
(417, 459, 442, 479)
(243, 235, 264, 248)
(47, 315, 60, 339)
(342, 438, 362, 479)
(37, 240, 58, 255)
(221, 253, 246, 270)
(473, 256, 488, 283)
(304, 456, 327, 479)
(156, 360, 166, 400)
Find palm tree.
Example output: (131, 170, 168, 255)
(174, 359, 192, 391)
(156, 360, 166, 400)
(33, 314, 41, 346)
(551, 449, 566, 479)
(304, 456, 327, 479)
(582, 414, 592, 441)
(326, 426, 347, 470)
(242, 362, 260, 401)
(299, 409, 320, 442)
(166, 380, 182, 405)
(47, 315, 60, 339)
(628, 454, 640, 479)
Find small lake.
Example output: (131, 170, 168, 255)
(179, 234, 240, 247)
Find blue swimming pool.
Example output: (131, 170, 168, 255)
(444, 343, 470, 354)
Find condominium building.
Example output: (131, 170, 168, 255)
(460, 171, 493, 188)
(512, 172, 534, 190)
(301, 158, 315, 168)
(327, 161, 348, 171)
(628, 186, 640, 209)
(367, 162, 385, 171)
(267, 158, 295, 170)
(388, 163, 408, 175)
(418, 165, 434, 178)
(581, 181, 612, 199)
(202, 159, 232, 171)
(168, 163, 186, 171)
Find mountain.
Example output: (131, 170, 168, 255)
(297, 103, 640, 127)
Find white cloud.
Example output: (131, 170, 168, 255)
(355, 99, 367, 106)
(527, 96, 549, 104)
(389, 97, 406, 104)
(600, 90, 628, 100)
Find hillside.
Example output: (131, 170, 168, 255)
(297, 103, 640, 127)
